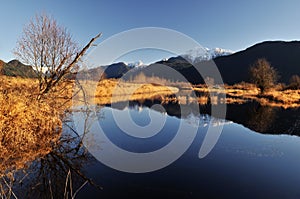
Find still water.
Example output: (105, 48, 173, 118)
(72, 102, 300, 199)
(9, 102, 300, 198)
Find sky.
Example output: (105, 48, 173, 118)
(1, 0, 300, 64)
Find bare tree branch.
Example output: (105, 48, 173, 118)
(14, 13, 101, 99)
(41, 33, 102, 95)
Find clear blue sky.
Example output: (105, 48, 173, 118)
(1, 0, 300, 63)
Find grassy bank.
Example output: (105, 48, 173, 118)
(94, 79, 179, 104)
(81, 78, 300, 108)
(0, 76, 74, 174)
(0, 77, 180, 171)
(193, 83, 300, 108)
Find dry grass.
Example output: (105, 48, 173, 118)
(91, 79, 300, 108)
(93, 79, 179, 105)
(0, 77, 180, 173)
(0, 76, 94, 198)
(0, 76, 180, 175)
(192, 83, 300, 108)
(0, 76, 64, 175)
(1, 75, 299, 179)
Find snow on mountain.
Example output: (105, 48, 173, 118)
(182, 47, 234, 63)
(208, 47, 234, 58)
(123, 47, 233, 68)
(127, 60, 146, 68)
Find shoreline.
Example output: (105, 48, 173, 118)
(90, 79, 300, 108)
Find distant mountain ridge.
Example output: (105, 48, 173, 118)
(0, 59, 36, 78)
(147, 41, 300, 84)
(182, 47, 233, 63)
(2, 41, 300, 85)
(80, 47, 232, 81)
(214, 41, 300, 84)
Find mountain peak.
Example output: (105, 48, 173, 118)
(127, 60, 145, 68)
(0, 59, 36, 78)
(8, 59, 23, 67)
(181, 47, 233, 63)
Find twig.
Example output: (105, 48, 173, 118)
(72, 181, 88, 199)
(2, 177, 18, 199)
(49, 179, 53, 199)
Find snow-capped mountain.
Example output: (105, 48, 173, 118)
(182, 47, 234, 63)
(127, 60, 146, 68)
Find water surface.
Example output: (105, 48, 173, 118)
(72, 103, 300, 199)
(6, 102, 300, 198)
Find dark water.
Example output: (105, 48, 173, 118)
(128, 100, 300, 136)
(74, 104, 300, 199)
(6, 102, 300, 198)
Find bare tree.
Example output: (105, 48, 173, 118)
(289, 75, 300, 89)
(14, 13, 100, 97)
(249, 58, 278, 93)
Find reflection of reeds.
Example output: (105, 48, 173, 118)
(0, 172, 18, 199)
(63, 170, 88, 199)
(210, 96, 218, 105)
(225, 97, 247, 104)
(260, 89, 300, 108)
(198, 96, 208, 104)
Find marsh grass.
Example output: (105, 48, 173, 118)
(0, 76, 63, 174)
(0, 75, 299, 197)
(91, 79, 300, 107)
(0, 75, 103, 198)
(193, 83, 300, 108)
(0, 76, 64, 198)
(93, 79, 179, 105)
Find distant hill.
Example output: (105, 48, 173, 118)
(3, 40, 300, 84)
(148, 41, 300, 84)
(75, 48, 231, 82)
(76, 62, 132, 81)
(214, 41, 300, 84)
(0, 59, 36, 78)
(103, 62, 131, 78)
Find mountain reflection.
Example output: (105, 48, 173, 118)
(107, 100, 300, 136)
(1, 99, 300, 198)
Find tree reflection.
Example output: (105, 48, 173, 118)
(246, 104, 277, 133)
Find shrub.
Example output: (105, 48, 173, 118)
(289, 75, 300, 89)
(249, 58, 279, 93)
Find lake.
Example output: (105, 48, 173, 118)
(7, 101, 300, 198)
